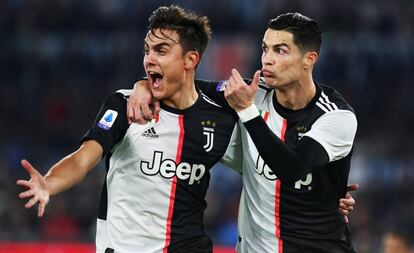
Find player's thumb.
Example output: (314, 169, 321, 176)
(251, 70, 261, 90)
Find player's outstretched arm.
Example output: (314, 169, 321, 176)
(17, 140, 103, 217)
(127, 80, 160, 124)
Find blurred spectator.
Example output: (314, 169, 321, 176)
(380, 225, 413, 253)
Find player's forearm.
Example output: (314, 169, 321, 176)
(44, 155, 88, 196)
(241, 114, 328, 184)
(45, 141, 102, 196)
(243, 116, 306, 183)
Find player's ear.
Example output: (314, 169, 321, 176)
(302, 51, 318, 70)
(184, 51, 199, 70)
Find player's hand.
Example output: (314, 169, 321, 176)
(338, 183, 359, 223)
(224, 69, 261, 112)
(127, 80, 160, 124)
(16, 159, 50, 217)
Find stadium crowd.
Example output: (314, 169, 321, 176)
(0, 0, 413, 252)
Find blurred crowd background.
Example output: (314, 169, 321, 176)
(1, 0, 413, 252)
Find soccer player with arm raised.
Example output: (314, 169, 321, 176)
(17, 5, 241, 253)
(128, 12, 358, 253)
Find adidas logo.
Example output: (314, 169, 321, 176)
(142, 127, 158, 138)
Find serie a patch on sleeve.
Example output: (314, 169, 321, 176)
(98, 110, 118, 130)
(215, 80, 228, 92)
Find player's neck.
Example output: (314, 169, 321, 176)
(163, 75, 198, 110)
(275, 76, 316, 110)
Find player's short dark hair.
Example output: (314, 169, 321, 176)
(148, 5, 211, 60)
(268, 12, 322, 54)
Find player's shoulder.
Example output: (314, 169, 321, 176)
(316, 84, 355, 114)
(198, 90, 225, 109)
(98, 89, 130, 109)
(115, 89, 133, 99)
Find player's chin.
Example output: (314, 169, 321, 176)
(264, 77, 278, 87)
(151, 90, 165, 100)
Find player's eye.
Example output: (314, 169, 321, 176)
(156, 47, 168, 56)
(276, 48, 286, 55)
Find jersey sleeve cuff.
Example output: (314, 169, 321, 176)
(237, 104, 260, 123)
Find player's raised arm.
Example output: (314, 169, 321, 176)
(127, 78, 235, 124)
(17, 137, 103, 217)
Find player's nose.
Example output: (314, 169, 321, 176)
(262, 51, 274, 66)
(144, 50, 157, 66)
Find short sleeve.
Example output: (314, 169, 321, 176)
(81, 92, 129, 157)
(304, 110, 357, 162)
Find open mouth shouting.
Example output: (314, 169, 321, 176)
(148, 71, 164, 89)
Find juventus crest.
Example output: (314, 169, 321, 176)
(201, 120, 216, 152)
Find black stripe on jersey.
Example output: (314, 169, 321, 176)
(316, 98, 333, 112)
(259, 84, 272, 92)
(166, 96, 237, 252)
(321, 96, 334, 111)
(98, 153, 111, 220)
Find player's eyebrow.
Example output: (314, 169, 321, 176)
(262, 41, 289, 50)
(144, 41, 173, 51)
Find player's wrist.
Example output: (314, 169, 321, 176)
(237, 104, 260, 122)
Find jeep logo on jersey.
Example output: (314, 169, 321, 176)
(255, 155, 277, 180)
(201, 120, 216, 152)
(140, 151, 206, 185)
(255, 155, 313, 190)
(294, 173, 313, 190)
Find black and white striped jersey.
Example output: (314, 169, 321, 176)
(81, 87, 238, 253)
(236, 82, 357, 253)
(198, 79, 357, 253)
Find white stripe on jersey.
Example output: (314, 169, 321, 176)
(321, 92, 338, 110)
(316, 92, 338, 112)
(116, 89, 132, 97)
(201, 93, 222, 108)
(316, 101, 330, 113)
